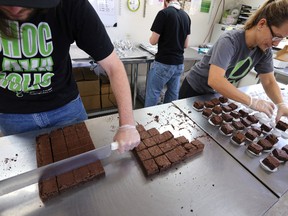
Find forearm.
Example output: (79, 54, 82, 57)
(261, 77, 284, 105)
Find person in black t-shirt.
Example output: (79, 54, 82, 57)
(0, 0, 140, 153)
(144, 0, 191, 107)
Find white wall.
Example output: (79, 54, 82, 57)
(105, 0, 237, 47)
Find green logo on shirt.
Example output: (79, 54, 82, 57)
(226, 57, 252, 84)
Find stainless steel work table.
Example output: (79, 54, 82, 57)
(0, 103, 277, 216)
(173, 84, 288, 198)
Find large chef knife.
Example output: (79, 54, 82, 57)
(0, 142, 118, 196)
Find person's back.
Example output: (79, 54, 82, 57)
(144, 0, 191, 107)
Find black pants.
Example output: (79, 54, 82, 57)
(179, 78, 204, 99)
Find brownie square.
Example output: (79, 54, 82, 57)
(272, 149, 288, 161)
(219, 96, 228, 103)
(239, 109, 249, 118)
(148, 145, 163, 157)
(210, 115, 223, 126)
(134, 141, 147, 152)
(265, 134, 278, 145)
(262, 155, 280, 170)
(232, 121, 245, 130)
(276, 120, 288, 131)
(245, 129, 258, 141)
(175, 136, 189, 145)
(221, 113, 233, 122)
(153, 131, 174, 144)
(212, 106, 222, 114)
(251, 126, 262, 136)
(247, 115, 259, 124)
(174, 145, 188, 158)
(155, 155, 172, 171)
(228, 103, 238, 110)
(139, 130, 151, 140)
(230, 111, 241, 119)
(39, 177, 59, 202)
(202, 108, 212, 118)
(282, 145, 288, 154)
(142, 137, 157, 147)
(87, 161, 105, 179)
(191, 140, 205, 151)
(222, 105, 232, 113)
(75, 122, 90, 138)
(220, 124, 234, 135)
(232, 132, 246, 144)
(193, 101, 204, 110)
(158, 139, 178, 153)
(257, 139, 273, 151)
(136, 124, 146, 132)
(165, 149, 182, 164)
(142, 159, 159, 176)
(247, 142, 263, 155)
(211, 98, 220, 106)
(241, 118, 252, 127)
(57, 172, 77, 192)
(147, 127, 160, 137)
(136, 149, 152, 161)
(204, 100, 214, 108)
(260, 123, 272, 133)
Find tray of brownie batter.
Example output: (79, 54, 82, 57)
(173, 84, 288, 198)
(0, 103, 278, 216)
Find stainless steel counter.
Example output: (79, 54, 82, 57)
(0, 103, 277, 216)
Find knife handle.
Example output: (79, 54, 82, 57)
(111, 142, 119, 150)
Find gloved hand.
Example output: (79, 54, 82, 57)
(113, 124, 140, 153)
(248, 97, 275, 118)
(276, 102, 288, 122)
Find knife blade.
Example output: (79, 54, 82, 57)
(0, 142, 118, 196)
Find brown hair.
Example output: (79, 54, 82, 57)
(244, 0, 288, 30)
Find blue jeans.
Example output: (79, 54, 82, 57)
(144, 61, 184, 107)
(0, 95, 88, 136)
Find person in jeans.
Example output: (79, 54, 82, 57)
(0, 0, 140, 153)
(144, 0, 191, 107)
(180, 0, 288, 122)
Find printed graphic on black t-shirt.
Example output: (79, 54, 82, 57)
(0, 21, 54, 97)
(226, 56, 253, 84)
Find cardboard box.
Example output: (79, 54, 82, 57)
(77, 80, 100, 96)
(81, 94, 101, 110)
(101, 83, 112, 94)
(275, 45, 288, 62)
(101, 93, 117, 109)
(72, 68, 85, 81)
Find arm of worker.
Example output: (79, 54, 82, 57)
(208, 64, 274, 117)
(259, 72, 288, 122)
(97, 51, 140, 153)
(184, 35, 189, 49)
(149, 32, 160, 45)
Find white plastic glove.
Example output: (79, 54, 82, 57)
(248, 97, 275, 118)
(113, 124, 140, 153)
(276, 102, 288, 122)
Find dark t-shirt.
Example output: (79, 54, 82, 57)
(0, 0, 114, 113)
(151, 6, 191, 65)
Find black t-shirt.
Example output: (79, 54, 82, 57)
(151, 6, 191, 65)
(0, 0, 114, 113)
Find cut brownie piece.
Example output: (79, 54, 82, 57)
(39, 177, 59, 202)
(276, 120, 288, 131)
(221, 113, 233, 122)
(228, 103, 238, 110)
(232, 121, 245, 130)
(158, 139, 178, 153)
(153, 131, 174, 144)
(193, 101, 204, 110)
(257, 139, 273, 151)
(202, 108, 212, 118)
(139, 130, 151, 140)
(154, 155, 172, 171)
(147, 127, 160, 137)
(262, 155, 280, 170)
(165, 148, 182, 164)
(251, 126, 262, 136)
(142, 159, 159, 176)
(260, 123, 272, 133)
(265, 134, 279, 145)
(247, 142, 263, 155)
(219, 96, 228, 103)
(230, 111, 241, 120)
(136, 149, 152, 161)
(222, 105, 232, 113)
(211, 98, 220, 106)
(239, 109, 249, 118)
(247, 115, 259, 124)
(245, 129, 258, 141)
(241, 118, 252, 127)
(175, 136, 189, 145)
(142, 137, 157, 147)
(212, 106, 222, 114)
(282, 145, 288, 154)
(136, 124, 145, 132)
(272, 148, 288, 162)
(232, 132, 246, 144)
(148, 145, 163, 157)
(210, 115, 223, 126)
(134, 141, 147, 152)
(204, 100, 214, 108)
(220, 123, 234, 135)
